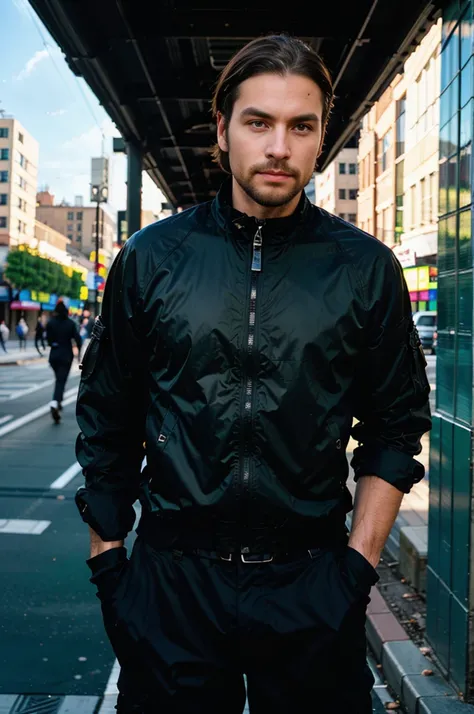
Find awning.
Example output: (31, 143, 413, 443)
(10, 301, 40, 311)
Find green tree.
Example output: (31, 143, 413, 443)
(5, 246, 86, 302)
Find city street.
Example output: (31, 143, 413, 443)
(0, 357, 117, 698)
(0, 355, 422, 710)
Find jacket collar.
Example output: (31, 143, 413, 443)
(211, 178, 313, 242)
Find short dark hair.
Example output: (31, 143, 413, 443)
(211, 34, 334, 173)
(55, 300, 69, 319)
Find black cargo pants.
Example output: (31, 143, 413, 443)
(89, 535, 379, 714)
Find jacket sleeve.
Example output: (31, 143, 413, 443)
(350, 251, 432, 493)
(75, 239, 146, 541)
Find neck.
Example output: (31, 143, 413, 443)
(231, 176, 302, 219)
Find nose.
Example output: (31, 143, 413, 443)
(265, 128, 291, 161)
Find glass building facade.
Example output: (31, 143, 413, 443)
(427, 0, 474, 696)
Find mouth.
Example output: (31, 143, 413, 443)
(258, 171, 293, 181)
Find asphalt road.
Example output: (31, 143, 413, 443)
(0, 355, 406, 712)
(0, 358, 117, 700)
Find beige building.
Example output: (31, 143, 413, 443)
(0, 117, 39, 261)
(36, 191, 116, 265)
(358, 19, 441, 261)
(315, 146, 358, 224)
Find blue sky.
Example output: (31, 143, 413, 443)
(0, 0, 164, 214)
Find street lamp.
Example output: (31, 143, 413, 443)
(90, 183, 108, 316)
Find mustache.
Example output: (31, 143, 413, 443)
(252, 163, 299, 176)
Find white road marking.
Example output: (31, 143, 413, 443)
(4, 378, 55, 401)
(50, 462, 82, 490)
(0, 387, 78, 438)
(0, 415, 13, 425)
(0, 519, 51, 535)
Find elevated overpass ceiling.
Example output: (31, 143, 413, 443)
(29, 0, 449, 208)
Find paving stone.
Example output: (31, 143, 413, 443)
(367, 586, 390, 616)
(418, 695, 474, 713)
(0, 697, 18, 714)
(399, 526, 428, 594)
(381, 640, 434, 699)
(402, 674, 454, 713)
(57, 697, 100, 714)
(367, 613, 409, 662)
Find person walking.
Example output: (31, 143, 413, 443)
(46, 301, 81, 423)
(34, 314, 47, 356)
(0, 319, 8, 353)
(16, 317, 28, 350)
(75, 35, 431, 714)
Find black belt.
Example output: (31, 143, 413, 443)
(172, 546, 326, 564)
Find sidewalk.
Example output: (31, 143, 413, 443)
(0, 341, 48, 365)
(346, 435, 474, 713)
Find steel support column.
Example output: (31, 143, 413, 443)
(126, 141, 142, 237)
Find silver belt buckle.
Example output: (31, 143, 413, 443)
(240, 552, 274, 564)
(218, 552, 233, 562)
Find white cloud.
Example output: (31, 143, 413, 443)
(46, 109, 67, 117)
(14, 49, 49, 81)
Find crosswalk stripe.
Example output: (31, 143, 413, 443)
(0, 519, 51, 535)
(50, 462, 82, 490)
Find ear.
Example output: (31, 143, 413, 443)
(216, 111, 229, 152)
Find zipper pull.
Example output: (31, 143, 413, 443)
(251, 224, 264, 272)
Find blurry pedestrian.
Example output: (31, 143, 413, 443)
(0, 319, 8, 353)
(34, 314, 47, 356)
(46, 301, 81, 423)
(16, 318, 28, 350)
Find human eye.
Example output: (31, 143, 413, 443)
(294, 123, 312, 133)
(249, 120, 267, 129)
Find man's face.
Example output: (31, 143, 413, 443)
(217, 72, 324, 216)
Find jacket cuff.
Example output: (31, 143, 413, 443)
(350, 444, 425, 494)
(75, 486, 137, 541)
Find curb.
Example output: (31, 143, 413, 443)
(366, 585, 474, 713)
(0, 355, 46, 366)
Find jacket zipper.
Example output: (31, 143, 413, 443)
(241, 221, 264, 502)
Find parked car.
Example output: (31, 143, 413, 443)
(413, 310, 437, 354)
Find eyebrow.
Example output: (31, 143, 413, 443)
(240, 107, 320, 123)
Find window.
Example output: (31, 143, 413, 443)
(16, 152, 27, 169)
(339, 189, 346, 199)
(77, 222, 82, 232)
(395, 160, 404, 243)
(339, 213, 346, 219)
(0, 194, 7, 205)
(0, 171, 8, 182)
(18, 132, 24, 144)
(15, 175, 26, 190)
(377, 129, 393, 175)
(17, 219, 23, 233)
(77, 234, 82, 243)
(0, 128, 9, 138)
(349, 163, 357, 175)
(76, 211, 83, 220)
(0, 149, 9, 160)
(339, 163, 346, 174)
(67, 224, 73, 232)
(396, 96, 406, 157)
(0, 217, 6, 228)
(67, 211, 74, 220)
(410, 184, 417, 228)
(348, 213, 357, 223)
(67, 234, 73, 240)
(349, 189, 357, 200)
(417, 315, 436, 327)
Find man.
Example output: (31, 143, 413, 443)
(76, 34, 431, 714)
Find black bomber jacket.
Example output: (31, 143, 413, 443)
(75, 181, 432, 542)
